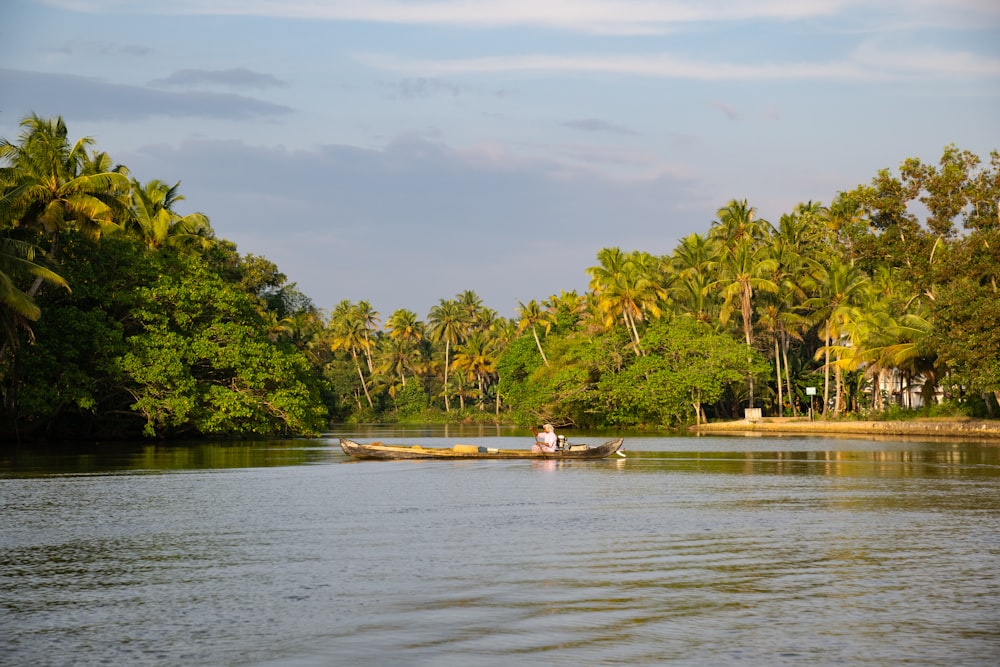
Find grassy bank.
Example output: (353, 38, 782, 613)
(690, 417, 1000, 439)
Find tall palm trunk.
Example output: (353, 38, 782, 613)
(623, 309, 643, 356)
(531, 326, 549, 366)
(823, 320, 832, 418)
(774, 336, 783, 416)
(738, 281, 755, 409)
(834, 365, 843, 416)
(781, 331, 797, 416)
(352, 350, 373, 408)
(443, 341, 451, 412)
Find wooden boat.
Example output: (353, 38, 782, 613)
(339, 437, 625, 460)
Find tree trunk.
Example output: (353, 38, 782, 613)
(443, 341, 451, 412)
(822, 321, 831, 418)
(834, 365, 843, 416)
(624, 309, 644, 356)
(781, 331, 797, 417)
(353, 351, 373, 408)
(531, 326, 549, 366)
(774, 336, 783, 417)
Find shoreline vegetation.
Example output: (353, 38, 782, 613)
(690, 417, 1000, 439)
(2, 115, 998, 442)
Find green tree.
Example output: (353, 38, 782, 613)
(929, 229, 1000, 409)
(0, 236, 69, 351)
(427, 298, 469, 412)
(124, 178, 212, 251)
(516, 299, 551, 366)
(0, 114, 129, 258)
(327, 300, 375, 409)
(587, 248, 665, 356)
(805, 255, 871, 416)
(597, 317, 763, 426)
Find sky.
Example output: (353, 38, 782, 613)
(1, 1, 998, 320)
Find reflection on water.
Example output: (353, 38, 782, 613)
(0, 439, 330, 476)
(1, 431, 998, 666)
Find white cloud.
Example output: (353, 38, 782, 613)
(353, 49, 987, 83)
(40, 0, 1000, 29)
(851, 42, 1000, 79)
(0, 69, 294, 121)
(38, 1, 852, 31)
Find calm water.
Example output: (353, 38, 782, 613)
(2, 427, 998, 666)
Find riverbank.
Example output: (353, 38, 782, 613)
(690, 416, 1000, 439)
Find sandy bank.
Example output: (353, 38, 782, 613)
(690, 417, 1000, 439)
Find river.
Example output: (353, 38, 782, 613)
(2, 427, 998, 666)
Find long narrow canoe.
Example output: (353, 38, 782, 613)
(339, 438, 625, 460)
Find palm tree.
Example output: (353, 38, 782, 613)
(709, 199, 768, 248)
(0, 114, 130, 270)
(456, 290, 483, 320)
(777, 201, 829, 251)
(125, 178, 212, 251)
(757, 232, 813, 416)
(804, 256, 871, 417)
(453, 331, 497, 411)
(427, 298, 469, 412)
(0, 236, 70, 354)
(712, 236, 778, 409)
(543, 290, 587, 330)
(516, 299, 551, 366)
(327, 300, 375, 408)
(386, 309, 425, 345)
(376, 335, 420, 388)
(588, 248, 665, 355)
(669, 233, 718, 323)
(354, 300, 380, 373)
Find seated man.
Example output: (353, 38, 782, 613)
(532, 423, 558, 453)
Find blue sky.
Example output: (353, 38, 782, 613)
(1, 1, 998, 320)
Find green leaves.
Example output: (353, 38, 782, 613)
(121, 254, 327, 437)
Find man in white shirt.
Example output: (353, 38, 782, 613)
(532, 423, 558, 453)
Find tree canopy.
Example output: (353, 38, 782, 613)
(2, 116, 998, 440)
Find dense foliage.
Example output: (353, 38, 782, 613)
(1, 115, 998, 440)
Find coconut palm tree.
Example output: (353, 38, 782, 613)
(0, 236, 70, 354)
(588, 248, 665, 355)
(376, 335, 420, 388)
(354, 300, 380, 373)
(709, 199, 768, 249)
(427, 298, 469, 412)
(327, 300, 375, 408)
(543, 290, 587, 331)
(804, 256, 871, 417)
(0, 114, 130, 265)
(385, 309, 425, 348)
(453, 331, 497, 411)
(125, 178, 212, 251)
(712, 237, 778, 409)
(669, 233, 718, 323)
(516, 299, 551, 366)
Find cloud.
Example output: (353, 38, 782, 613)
(354, 46, 999, 83)
(117, 134, 708, 317)
(42, 40, 154, 57)
(851, 42, 1000, 79)
(37, 1, 853, 34)
(711, 102, 740, 121)
(562, 119, 637, 135)
(150, 68, 287, 90)
(382, 77, 464, 100)
(0, 69, 294, 121)
(38, 1, 1000, 35)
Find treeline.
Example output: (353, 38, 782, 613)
(2, 114, 998, 440)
